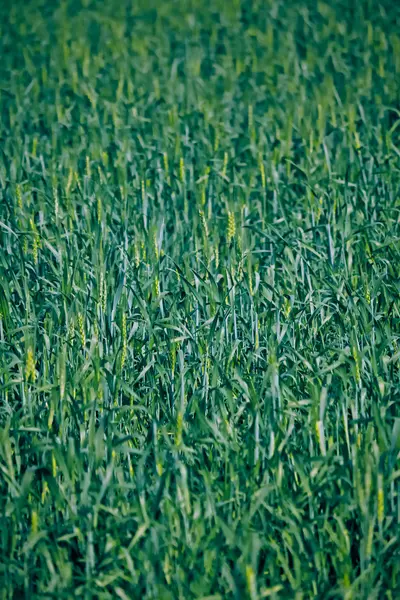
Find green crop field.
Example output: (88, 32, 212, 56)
(1, 0, 400, 598)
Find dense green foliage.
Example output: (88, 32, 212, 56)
(1, 0, 400, 597)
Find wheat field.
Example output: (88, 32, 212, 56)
(0, 1, 400, 598)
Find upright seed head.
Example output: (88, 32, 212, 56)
(315, 420, 326, 456)
(365, 283, 371, 304)
(365, 241, 375, 264)
(366, 518, 375, 561)
(199, 210, 209, 239)
(102, 281, 107, 313)
(97, 197, 102, 224)
(120, 313, 127, 372)
(237, 260, 243, 281)
(259, 157, 266, 189)
(31, 510, 38, 534)
(121, 313, 127, 340)
(77, 313, 86, 347)
(25, 347, 36, 382)
(141, 179, 146, 203)
(170, 343, 177, 377)
(227, 211, 236, 244)
(59, 357, 66, 401)
(52, 452, 57, 477)
(255, 318, 259, 350)
(179, 156, 185, 183)
(214, 244, 219, 269)
(41, 481, 49, 504)
(245, 565, 257, 600)
(99, 272, 105, 311)
(282, 297, 291, 319)
(67, 321, 75, 342)
(16, 184, 22, 209)
(33, 232, 40, 266)
(377, 474, 384, 525)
